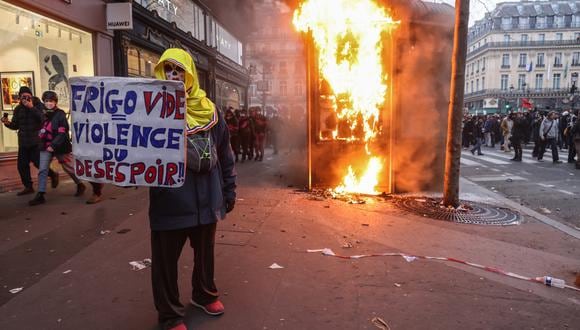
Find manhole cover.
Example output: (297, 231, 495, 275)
(393, 196, 521, 226)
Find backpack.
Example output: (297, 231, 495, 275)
(186, 130, 217, 173)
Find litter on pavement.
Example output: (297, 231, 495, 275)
(371, 317, 391, 330)
(269, 263, 284, 269)
(129, 258, 152, 271)
(307, 248, 580, 293)
(9, 287, 23, 294)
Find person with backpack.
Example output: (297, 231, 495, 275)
(28, 91, 85, 206)
(538, 111, 562, 163)
(149, 48, 236, 330)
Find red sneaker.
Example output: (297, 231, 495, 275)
(190, 299, 224, 316)
(168, 322, 187, 330)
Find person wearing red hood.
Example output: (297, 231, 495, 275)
(148, 48, 236, 330)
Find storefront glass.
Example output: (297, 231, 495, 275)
(216, 79, 245, 110)
(134, 0, 205, 42)
(127, 45, 160, 78)
(0, 0, 94, 152)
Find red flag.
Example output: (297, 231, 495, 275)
(521, 98, 533, 110)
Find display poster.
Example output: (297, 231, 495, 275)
(70, 76, 186, 187)
(1, 71, 34, 110)
(39, 47, 69, 110)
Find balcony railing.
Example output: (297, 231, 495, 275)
(468, 22, 580, 42)
(464, 88, 570, 99)
(467, 39, 580, 58)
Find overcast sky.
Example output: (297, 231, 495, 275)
(436, 0, 503, 24)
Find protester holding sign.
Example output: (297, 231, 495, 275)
(148, 48, 236, 330)
(29, 91, 84, 206)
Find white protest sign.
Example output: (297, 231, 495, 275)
(70, 77, 186, 187)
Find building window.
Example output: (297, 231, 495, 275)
(295, 82, 301, 96)
(537, 17, 546, 29)
(536, 53, 545, 67)
(572, 52, 580, 66)
(535, 74, 543, 90)
(471, 63, 475, 75)
(476, 79, 479, 91)
(482, 57, 486, 71)
(521, 34, 528, 43)
(502, 54, 510, 68)
(520, 18, 529, 29)
(466, 82, 469, 93)
(556, 33, 563, 41)
(553, 73, 561, 89)
(519, 53, 527, 68)
(554, 53, 562, 67)
(503, 34, 510, 43)
(279, 61, 287, 75)
(538, 34, 545, 43)
(470, 81, 474, 93)
(279, 80, 287, 96)
(482, 77, 485, 90)
(555, 16, 564, 28)
(518, 74, 526, 90)
(501, 74, 509, 91)
(476, 60, 480, 72)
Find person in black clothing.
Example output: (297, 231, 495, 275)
(510, 112, 526, 162)
(531, 112, 544, 158)
(470, 117, 484, 156)
(462, 116, 474, 149)
(1, 86, 58, 195)
(238, 109, 253, 162)
(225, 108, 240, 162)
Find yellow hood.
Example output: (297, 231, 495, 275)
(155, 48, 217, 134)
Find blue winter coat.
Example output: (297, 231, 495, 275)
(148, 112, 237, 231)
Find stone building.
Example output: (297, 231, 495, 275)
(464, 0, 580, 114)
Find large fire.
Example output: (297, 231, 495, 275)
(293, 0, 398, 195)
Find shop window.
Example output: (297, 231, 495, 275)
(0, 1, 94, 152)
(126, 45, 160, 79)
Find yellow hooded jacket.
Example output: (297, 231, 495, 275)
(154, 48, 218, 135)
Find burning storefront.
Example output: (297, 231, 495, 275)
(293, 0, 455, 194)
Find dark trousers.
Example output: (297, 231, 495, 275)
(17, 145, 56, 189)
(538, 138, 559, 161)
(91, 182, 103, 195)
(512, 139, 523, 160)
(240, 134, 252, 161)
(151, 223, 218, 327)
(230, 135, 240, 161)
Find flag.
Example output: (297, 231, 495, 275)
(521, 98, 533, 110)
(527, 61, 533, 72)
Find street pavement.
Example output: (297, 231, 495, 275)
(0, 150, 579, 330)
(461, 144, 580, 230)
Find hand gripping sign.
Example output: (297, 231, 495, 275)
(70, 77, 186, 187)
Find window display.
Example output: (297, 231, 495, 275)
(0, 0, 94, 152)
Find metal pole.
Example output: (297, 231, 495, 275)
(443, 0, 470, 208)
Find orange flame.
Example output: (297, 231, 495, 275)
(294, 0, 398, 195)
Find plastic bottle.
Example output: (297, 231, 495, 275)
(537, 276, 566, 288)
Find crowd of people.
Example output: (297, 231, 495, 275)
(224, 106, 283, 162)
(1, 86, 103, 206)
(462, 109, 580, 168)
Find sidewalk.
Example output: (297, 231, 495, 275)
(0, 152, 579, 329)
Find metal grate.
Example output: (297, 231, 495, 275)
(392, 196, 521, 226)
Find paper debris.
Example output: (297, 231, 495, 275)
(307, 248, 336, 256)
(394, 283, 402, 288)
(129, 258, 152, 271)
(342, 242, 354, 248)
(269, 263, 284, 269)
(371, 317, 391, 330)
(9, 287, 23, 294)
(539, 207, 552, 214)
(100, 230, 111, 235)
(403, 255, 417, 263)
(62, 270, 72, 274)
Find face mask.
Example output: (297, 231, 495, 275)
(164, 62, 185, 82)
(44, 101, 56, 110)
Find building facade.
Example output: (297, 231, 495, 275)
(116, 0, 249, 112)
(464, 0, 580, 114)
(244, 0, 306, 119)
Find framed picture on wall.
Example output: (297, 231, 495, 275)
(1, 71, 35, 111)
